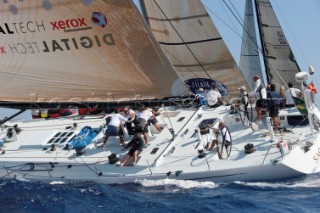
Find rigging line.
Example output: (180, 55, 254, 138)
(221, 0, 263, 55)
(152, 0, 212, 80)
(227, 0, 263, 72)
(0, 164, 28, 180)
(219, 0, 240, 34)
(161, 107, 175, 133)
(78, 157, 100, 175)
(134, 1, 188, 89)
(161, 48, 199, 80)
(203, 4, 242, 42)
(227, 0, 244, 23)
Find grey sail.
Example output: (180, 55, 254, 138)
(240, 0, 264, 90)
(139, 0, 249, 97)
(255, 0, 301, 89)
(0, 0, 188, 105)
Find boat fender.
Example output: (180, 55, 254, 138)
(175, 170, 183, 176)
(76, 148, 86, 156)
(199, 125, 209, 135)
(244, 143, 255, 154)
(108, 153, 119, 164)
(230, 105, 237, 114)
(50, 144, 56, 152)
(13, 124, 21, 134)
(198, 149, 207, 158)
(26, 163, 35, 171)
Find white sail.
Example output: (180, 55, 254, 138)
(140, 0, 249, 97)
(0, 0, 188, 104)
(240, 0, 264, 90)
(255, 0, 301, 89)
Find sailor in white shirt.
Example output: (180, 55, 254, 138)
(123, 107, 136, 135)
(135, 107, 153, 145)
(248, 75, 267, 123)
(208, 121, 231, 159)
(102, 108, 127, 146)
(205, 84, 222, 107)
(136, 107, 162, 145)
(284, 82, 302, 107)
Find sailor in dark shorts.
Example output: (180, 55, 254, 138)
(267, 83, 281, 128)
(119, 132, 144, 166)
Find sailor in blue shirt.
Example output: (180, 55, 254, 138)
(195, 87, 207, 106)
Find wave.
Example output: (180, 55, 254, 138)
(137, 178, 217, 189)
(233, 174, 320, 188)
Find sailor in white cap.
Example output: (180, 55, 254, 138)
(208, 120, 231, 159)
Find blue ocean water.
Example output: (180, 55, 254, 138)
(1, 174, 320, 213)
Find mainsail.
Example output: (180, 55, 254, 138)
(240, 0, 264, 90)
(139, 0, 249, 97)
(255, 0, 301, 89)
(0, 0, 188, 105)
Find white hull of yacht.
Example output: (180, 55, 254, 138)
(1, 106, 319, 184)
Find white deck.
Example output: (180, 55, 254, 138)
(0, 105, 319, 184)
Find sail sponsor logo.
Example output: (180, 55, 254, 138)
(92, 12, 107, 28)
(0, 20, 45, 34)
(184, 78, 229, 97)
(50, 18, 92, 32)
(277, 31, 288, 45)
(5, 33, 115, 55)
(0, 46, 6, 54)
(313, 147, 320, 163)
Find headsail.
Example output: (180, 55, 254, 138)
(240, 0, 264, 90)
(0, 0, 188, 105)
(255, 0, 301, 89)
(139, 0, 249, 97)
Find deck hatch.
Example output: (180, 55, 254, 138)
(42, 131, 75, 148)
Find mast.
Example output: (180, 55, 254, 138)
(239, 0, 264, 89)
(139, 0, 150, 25)
(253, 0, 270, 85)
(253, 0, 301, 90)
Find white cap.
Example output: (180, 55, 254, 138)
(238, 86, 246, 91)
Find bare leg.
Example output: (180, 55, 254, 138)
(217, 147, 222, 159)
(256, 107, 262, 122)
(154, 124, 163, 132)
(119, 135, 125, 146)
(133, 150, 139, 165)
(272, 116, 281, 127)
(143, 132, 148, 145)
(103, 136, 109, 145)
(121, 155, 131, 166)
(208, 139, 217, 151)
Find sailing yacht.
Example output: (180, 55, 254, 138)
(0, 0, 319, 184)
